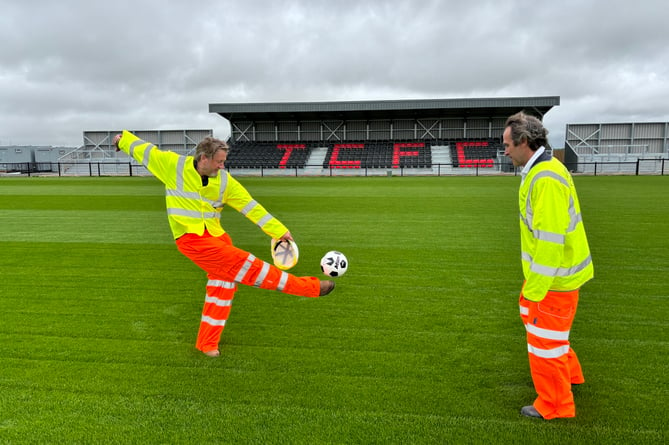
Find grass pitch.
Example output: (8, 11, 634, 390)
(0, 175, 667, 444)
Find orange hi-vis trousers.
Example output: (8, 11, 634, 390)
(519, 289, 585, 419)
(176, 231, 321, 354)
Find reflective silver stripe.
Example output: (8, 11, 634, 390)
(235, 254, 256, 282)
(176, 156, 186, 191)
(143, 144, 155, 167)
(167, 208, 218, 219)
(128, 140, 155, 168)
(219, 172, 228, 203)
(256, 214, 273, 228)
(533, 229, 565, 244)
(164, 159, 228, 214)
(254, 262, 270, 287)
(207, 279, 236, 289)
(204, 296, 233, 307)
(166, 189, 224, 211)
(277, 271, 288, 291)
(166, 188, 222, 211)
(527, 344, 569, 359)
(129, 140, 143, 157)
(525, 170, 574, 231)
(525, 323, 570, 341)
(201, 315, 226, 327)
(522, 252, 593, 277)
(166, 189, 202, 200)
(531, 170, 570, 188)
(241, 200, 259, 216)
(520, 306, 529, 316)
(567, 203, 582, 232)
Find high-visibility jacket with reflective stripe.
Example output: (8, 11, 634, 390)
(519, 156, 593, 301)
(117, 130, 289, 240)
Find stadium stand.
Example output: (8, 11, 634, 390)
(225, 141, 312, 169)
(25, 97, 584, 176)
(322, 141, 432, 169)
(450, 140, 501, 168)
(564, 122, 669, 174)
(224, 140, 436, 170)
(208, 98, 558, 174)
(15, 97, 667, 176)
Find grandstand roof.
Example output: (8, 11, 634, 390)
(209, 96, 559, 121)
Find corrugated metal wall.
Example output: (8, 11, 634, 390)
(81, 129, 213, 159)
(566, 122, 669, 154)
(230, 117, 509, 142)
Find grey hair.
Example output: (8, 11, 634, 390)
(504, 112, 550, 151)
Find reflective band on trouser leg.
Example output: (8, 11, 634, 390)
(196, 278, 237, 353)
(176, 232, 320, 298)
(234, 253, 320, 298)
(523, 289, 582, 419)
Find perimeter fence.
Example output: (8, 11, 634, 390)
(1, 158, 667, 177)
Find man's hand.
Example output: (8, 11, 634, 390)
(279, 231, 294, 242)
(112, 133, 122, 151)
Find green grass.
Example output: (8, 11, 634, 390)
(0, 175, 667, 444)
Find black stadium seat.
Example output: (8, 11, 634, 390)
(226, 140, 440, 170)
(226, 142, 312, 169)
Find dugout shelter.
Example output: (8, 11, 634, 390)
(209, 96, 559, 173)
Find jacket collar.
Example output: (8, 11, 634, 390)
(192, 158, 210, 186)
(521, 146, 551, 183)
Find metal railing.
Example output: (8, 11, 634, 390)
(1, 159, 667, 177)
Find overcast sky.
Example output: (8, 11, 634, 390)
(1, 0, 668, 148)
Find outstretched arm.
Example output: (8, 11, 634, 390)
(224, 175, 291, 240)
(111, 131, 177, 184)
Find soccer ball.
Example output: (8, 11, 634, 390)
(320, 251, 348, 277)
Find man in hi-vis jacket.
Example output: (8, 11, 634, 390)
(502, 112, 593, 419)
(113, 131, 335, 357)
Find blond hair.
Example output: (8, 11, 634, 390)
(195, 137, 229, 160)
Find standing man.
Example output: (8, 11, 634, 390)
(502, 112, 594, 419)
(113, 131, 335, 358)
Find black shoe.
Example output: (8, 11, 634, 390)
(521, 405, 543, 419)
(319, 280, 335, 296)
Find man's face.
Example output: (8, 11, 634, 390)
(503, 127, 530, 167)
(199, 150, 227, 177)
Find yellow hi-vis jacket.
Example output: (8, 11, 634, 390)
(519, 155, 594, 301)
(117, 130, 289, 240)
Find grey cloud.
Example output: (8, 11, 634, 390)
(1, 0, 668, 147)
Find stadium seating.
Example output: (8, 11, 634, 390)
(224, 139, 501, 170)
(225, 141, 312, 169)
(451, 140, 500, 168)
(322, 141, 432, 169)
